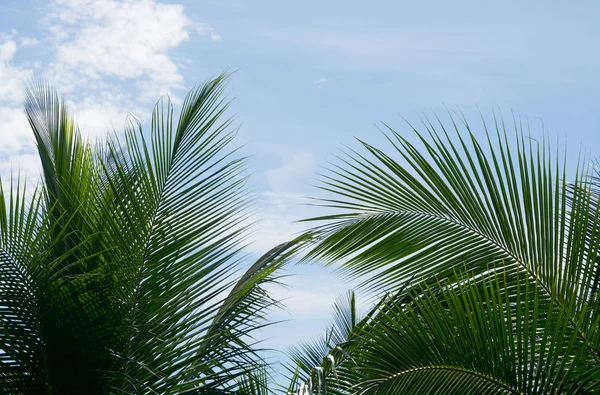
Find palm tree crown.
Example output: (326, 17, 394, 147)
(3, 75, 600, 395)
(1, 75, 298, 394)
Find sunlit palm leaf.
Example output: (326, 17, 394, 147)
(236, 363, 271, 395)
(337, 270, 600, 394)
(303, 113, 600, 362)
(93, 74, 298, 393)
(286, 290, 361, 395)
(286, 280, 414, 395)
(0, 177, 49, 394)
(1, 75, 295, 394)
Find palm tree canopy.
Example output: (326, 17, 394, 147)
(0, 75, 301, 394)
(4, 75, 600, 395)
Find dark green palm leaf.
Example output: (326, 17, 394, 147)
(338, 270, 600, 394)
(286, 290, 361, 395)
(1, 74, 296, 394)
(302, 113, 600, 363)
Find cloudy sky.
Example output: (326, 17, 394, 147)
(2, 0, 600, 379)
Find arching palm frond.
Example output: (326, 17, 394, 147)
(286, 270, 600, 395)
(0, 75, 298, 394)
(285, 291, 359, 393)
(236, 363, 271, 395)
(342, 270, 600, 394)
(0, 177, 57, 394)
(286, 279, 418, 395)
(302, 113, 600, 366)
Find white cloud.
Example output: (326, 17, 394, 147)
(248, 192, 311, 254)
(0, 34, 38, 185)
(0, 33, 33, 105)
(196, 23, 222, 42)
(0, 152, 41, 186)
(0, 107, 35, 154)
(0, 108, 39, 186)
(0, 44, 31, 102)
(269, 286, 341, 320)
(72, 99, 144, 140)
(20, 37, 39, 47)
(313, 77, 329, 88)
(0, 0, 220, 185)
(264, 268, 368, 321)
(45, 0, 219, 100)
(265, 151, 315, 193)
(246, 152, 317, 254)
(0, 40, 17, 62)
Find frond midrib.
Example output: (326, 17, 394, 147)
(119, 135, 183, 390)
(333, 208, 550, 295)
(332, 208, 600, 361)
(356, 364, 519, 395)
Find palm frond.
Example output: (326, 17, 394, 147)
(0, 176, 50, 394)
(286, 290, 359, 392)
(236, 363, 271, 395)
(286, 278, 416, 395)
(88, 74, 284, 393)
(302, 112, 600, 361)
(337, 270, 600, 394)
(1, 74, 295, 394)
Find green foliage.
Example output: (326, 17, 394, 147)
(286, 291, 361, 395)
(4, 73, 600, 394)
(290, 113, 600, 394)
(0, 75, 301, 394)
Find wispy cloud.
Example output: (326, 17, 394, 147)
(247, 192, 311, 254)
(265, 151, 315, 193)
(254, 20, 600, 90)
(313, 77, 329, 88)
(0, 0, 220, 183)
(0, 40, 17, 62)
(196, 22, 222, 42)
(0, 31, 38, 181)
(19, 37, 38, 47)
(243, 151, 317, 254)
(44, 0, 219, 100)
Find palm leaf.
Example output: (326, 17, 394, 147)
(285, 290, 360, 395)
(302, 112, 600, 362)
(337, 270, 600, 394)
(1, 74, 296, 394)
(93, 74, 294, 393)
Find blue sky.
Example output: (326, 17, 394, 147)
(1, 0, 600, 383)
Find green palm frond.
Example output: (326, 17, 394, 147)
(0, 74, 297, 394)
(337, 270, 600, 394)
(285, 270, 600, 395)
(236, 363, 271, 395)
(0, 176, 50, 394)
(288, 290, 358, 372)
(286, 290, 360, 394)
(286, 280, 415, 395)
(572, 160, 600, 364)
(302, 113, 600, 363)
(97, 74, 255, 393)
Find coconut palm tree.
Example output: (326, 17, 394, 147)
(288, 114, 600, 394)
(0, 74, 300, 394)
